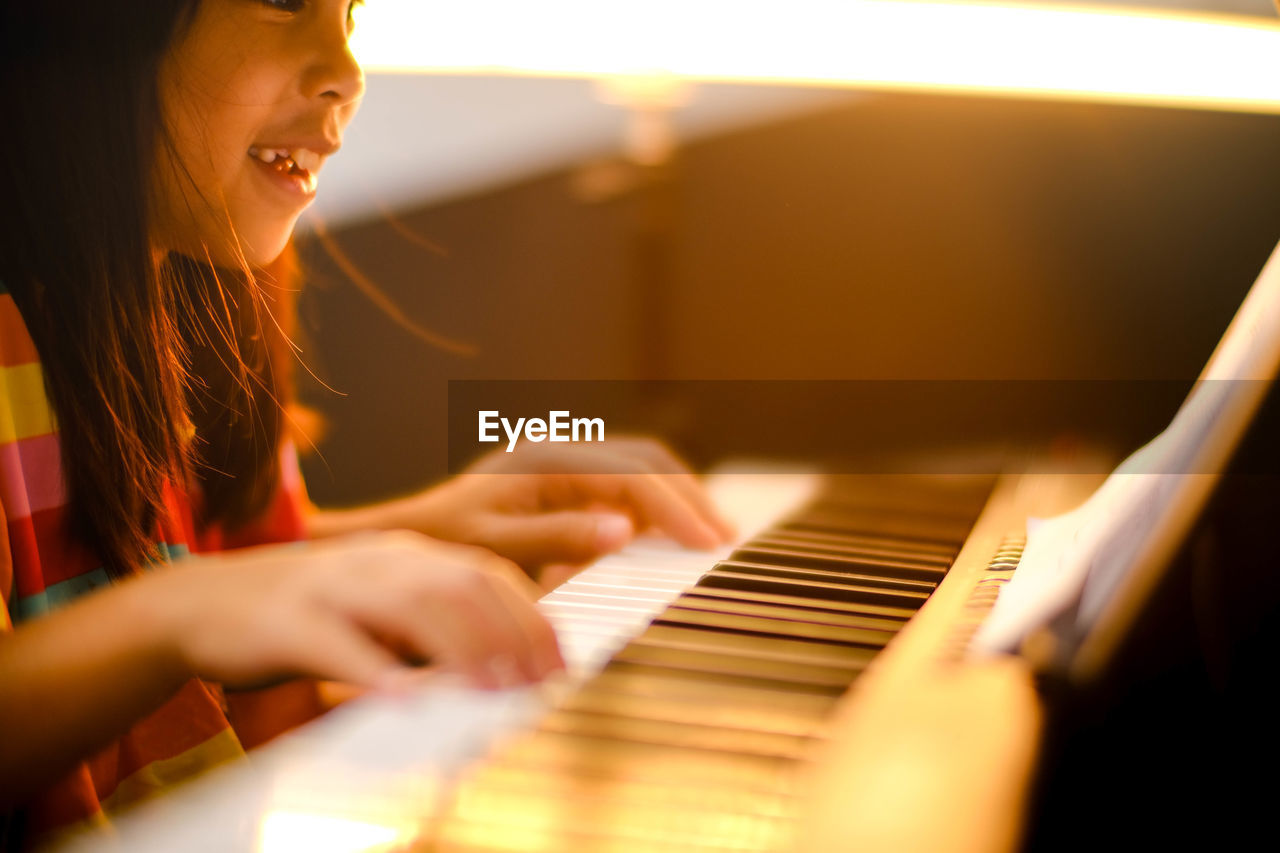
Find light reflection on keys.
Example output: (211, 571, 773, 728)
(539, 471, 824, 680)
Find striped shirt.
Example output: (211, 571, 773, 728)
(0, 280, 321, 849)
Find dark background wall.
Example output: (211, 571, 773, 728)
(294, 91, 1280, 506)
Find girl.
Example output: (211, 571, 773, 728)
(0, 1, 731, 847)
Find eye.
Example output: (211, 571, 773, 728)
(256, 0, 361, 32)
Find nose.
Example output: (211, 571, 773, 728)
(302, 25, 365, 107)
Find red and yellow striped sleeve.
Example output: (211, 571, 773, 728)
(2, 284, 81, 623)
(1, 283, 46, 633)
(1, 493, 11, 633)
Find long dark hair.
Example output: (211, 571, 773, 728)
(0, 1, 293, 575)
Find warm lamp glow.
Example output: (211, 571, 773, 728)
(350, 0, 1280, 113)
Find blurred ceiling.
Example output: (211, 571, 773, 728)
(305, 77, 860, 227)
(305, 0, 1278, 229)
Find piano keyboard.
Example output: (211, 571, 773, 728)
(57, 469, 1000, 853)
(434, 473, 995, 851)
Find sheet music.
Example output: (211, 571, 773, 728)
(972, 238, 1280, 656)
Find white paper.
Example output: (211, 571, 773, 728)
(972, 239, 1280, 656)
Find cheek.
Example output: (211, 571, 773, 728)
(157, 91, 227, 215)
(159, 91, 269, 241)
(181, 105, 249, 195)
(163, 62, 267, 198)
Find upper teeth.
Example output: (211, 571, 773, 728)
(248, 147, 321, 172)
(292, 149, 321, 171)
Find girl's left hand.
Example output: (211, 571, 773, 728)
(310, 439, 736, 580)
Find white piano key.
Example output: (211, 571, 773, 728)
(539, 606, 656, 624)
(594, 564, 709, 578)
(547, 624, 654, 643)
(549, 618, 657, 638)
(560, 575, 696, 591)
(559, 579, 692, 595)
(540, 589, 672, 606)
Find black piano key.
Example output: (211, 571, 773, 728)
(534, 710, 815, 760)
(653, 605, 895, 649)
(778, 512, 971, 547)
(729, 544, 949, 582)
(751, 528, 958, 558)
(613, 642, 863, 690)
(635, 624, 877, 668)
(714, 559, 937, 593)
(681, 585, 916, 621)
(601, 659, 849, 698)
(701, 568, 931, 610)
(561, 691, 831, 739)
(564, 682, 834, 737)
(666, 595, 907, 634)
(582, 667, 839, 713)
(489, 730, 806, 793)
(747, 532, 955, 566)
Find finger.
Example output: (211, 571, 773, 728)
(475, 510, 634, 568)
(280, 610, 410, 693)
(606, 436, 694, 475)
(537, 562, 581, 591)
(329, 564, 508, 688)
(612, 440, 738, 541)
(565, 471, 724, 549)
(391, 594, 509, 688)
(480, 562, 565, 680)
(403, 551, 557, 685)
(651, 471, 736, 542)
(454, 551, 564, 679)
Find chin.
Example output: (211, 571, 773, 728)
(235, 224, 296, 268)
(159, 211, 297, 271)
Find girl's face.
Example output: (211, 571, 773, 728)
(154, 0, 364, 266)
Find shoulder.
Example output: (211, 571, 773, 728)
(0, 278, 38, 360)
(1, 279, 55, 451)
(1, 280, 58, 621)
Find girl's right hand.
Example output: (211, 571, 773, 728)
(144, 530, 563, 692)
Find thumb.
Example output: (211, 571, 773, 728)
(477, 511, 634, 569)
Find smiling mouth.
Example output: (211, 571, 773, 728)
(248, 146, 321, 193)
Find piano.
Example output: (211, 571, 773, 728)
(56, 465, 1105, 853)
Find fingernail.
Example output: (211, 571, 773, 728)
(594, 514, 633, 552)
